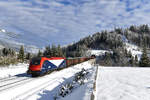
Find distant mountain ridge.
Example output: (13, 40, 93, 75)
(0, 28, 39, 53)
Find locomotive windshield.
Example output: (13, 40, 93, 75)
(30, 57, 41, 65)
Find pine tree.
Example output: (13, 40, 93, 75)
(139, 46, 150, 67)
(129, 56, 135, 66)
(18, 45, 24, 62)
(43, 46, 50, 56)
(127, 50, 132, 58)
(37, 50, 42, 57)
(26, 53, 31, 60)
(2, 48, 9, 56)
(104, 52, 113, 66)
(129, 25, 137, 32)
(52, 44, 57, 56)
(10, 49, 15, 56)
(124, 49, 128, 57)
(57, 44, 63, 57)
(135, 55, 138, 66)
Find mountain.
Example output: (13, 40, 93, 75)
(64, 25, 150, 66)
(0, 29, 39, 53)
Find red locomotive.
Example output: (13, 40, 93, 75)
(27, 56, 91, 77)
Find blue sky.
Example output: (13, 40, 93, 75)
(0, 0, 150, 47)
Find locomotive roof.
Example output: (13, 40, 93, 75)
(31, 56, 65, 60)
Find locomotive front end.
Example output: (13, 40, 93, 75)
(27, 57, 42, 77)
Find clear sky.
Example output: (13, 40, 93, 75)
(0, 0, 150, 47)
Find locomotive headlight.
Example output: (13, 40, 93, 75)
(48, 66, 51, 68)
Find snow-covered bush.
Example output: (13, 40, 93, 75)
(54, 68, 89, 99)
(59, 83, 73, 97)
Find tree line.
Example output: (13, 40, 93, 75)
(40, 44, 64, 57)
(0, 45, 30, 66)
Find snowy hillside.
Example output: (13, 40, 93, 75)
(0, 28, 40, 53)
(125, 42, 142, 60)
(95, 66, 150, 100)
(87, 50, 112, 56)
(87, 42, 142, 59)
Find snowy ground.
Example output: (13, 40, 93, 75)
(0, 60, 96, 100)
(2, 62, 150, 100)
(0, 63, 28, 78)
(95, 66, 150, 100)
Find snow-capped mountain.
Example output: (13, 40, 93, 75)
(0, 28, 40, 53)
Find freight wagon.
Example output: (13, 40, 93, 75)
(27, 56, 91, 77)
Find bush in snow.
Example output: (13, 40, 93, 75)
(74, 68, 89, 84)
(59, 83, 74, 97)
(54, 68, 89, 99)
(0, 56, 18, 66)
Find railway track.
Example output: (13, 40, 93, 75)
(0, 76, 24, 83)
(0, 76, 16, 82)
(12, 78, 58, 100)
(0, 73, 57, 95)
(0, 77, 34, 92)
(0, 73, 30, 83)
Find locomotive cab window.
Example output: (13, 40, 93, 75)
(30, 57, 41, 65)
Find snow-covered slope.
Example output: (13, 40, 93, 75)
(95, 67, 150, 100)
(121, 34, 142, 60)
(87, 50, 112, 56)
(125, 42, 142, 60)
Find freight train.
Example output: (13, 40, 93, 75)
(27, 56, 92, 77)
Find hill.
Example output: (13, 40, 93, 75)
(65, 24, 150, 52)
(64, 25, 150, 66)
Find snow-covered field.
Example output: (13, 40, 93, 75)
(0, 60, 96, 100)
(95, 67, 150, 100)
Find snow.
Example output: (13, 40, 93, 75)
(0, 29, 6, 33)
(0, 60, 96, 100)
(95, 67, 150, 100)
(1, 61, 150, 100)
(125, 43, 142, 60)
(60, 66, 96, 100)
(122, 35, 128, 43)
(121, 35, 142, 60)
(88, 50, 112, 56)
(0, 63, 28, 78)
